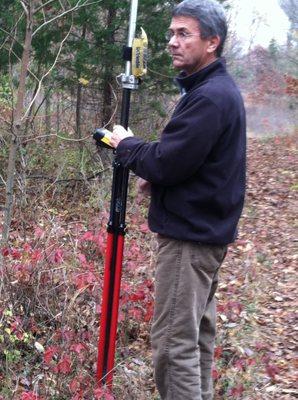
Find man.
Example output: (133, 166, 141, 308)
(109, 0, 246, 398)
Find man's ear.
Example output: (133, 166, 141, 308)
(207, 35, 220, 54)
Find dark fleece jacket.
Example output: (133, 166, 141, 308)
(116, 58, 246, 245)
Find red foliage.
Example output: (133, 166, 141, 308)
(1, 247, 10, 257)
(79, 229, 106, 255)
(34, 226, 45, 239)
(214, 346, 223, 360)
(265, 363, 280, 380)
(44, 346, 60, 365)
(212, 366, 221, 380)
(57, 354, 72, 374)
(139, 222, 149, 233)
(235, 358, 247, 372)
(70, 342, 88, 355)
(53, 248, 64, 264)
(229, 384, 244, 398)
(80, 231, 94, 241)
(31, 249, 43, 263)
(20, 392, 41, 400)
(246, 46, 286, 104)
(69, 378, 80, 393)
(143, 300, 154, 322)
(284, 75, 298, 97)
(11, 248, 22, 260)
(93, 387, 115, 400)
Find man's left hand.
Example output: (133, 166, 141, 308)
(110, 125, 133, 148)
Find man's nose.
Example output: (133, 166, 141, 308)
(168, 35, 179, 47)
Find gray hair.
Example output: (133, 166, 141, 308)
(172, 0, 228, 56)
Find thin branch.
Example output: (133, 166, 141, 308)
(32, 0, 102, 38)
(58, 0, 66, 11)
(8, 37, 15, 130)
(0, 12, 25, 52)
(22, 133, 91, 143)
(32, 0, 81, 37)
(31, 86, 53, 121)
(0, 174, 6, 186)
(42, 6, 46, 22)
(0, 27, 24, 52)
(2, 44, 39, 82)
(20, 0, 29, 16)
(147, 67, 175, 80)
(102, 83, 119, 129)
(287, 55, 298, 66)
(0, 114, 12, 128)
(34, 0, 59, 14)
(17, 169, 111, 183)
(22, 22, 73, 120)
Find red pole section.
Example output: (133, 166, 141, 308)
(96, 232, 114, 382)
(106, 234, 124, 385)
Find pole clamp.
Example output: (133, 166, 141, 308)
(117, 73, 139, 90)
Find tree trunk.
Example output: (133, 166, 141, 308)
(56, 93, 60, 134)
(101, 7, 116, 128)
(76, 81, 82, 140)
(75, 25, 86, 156)
(102, 72, 114, 128)
(45, 91, 51, 136)
(1, 5, 33, 246)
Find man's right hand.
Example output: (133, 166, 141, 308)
(110, 125, 133, 148)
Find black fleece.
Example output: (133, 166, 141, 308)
(116, 58, 246, 245)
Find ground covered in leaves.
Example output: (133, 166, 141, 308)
(0, 135, 297, 399)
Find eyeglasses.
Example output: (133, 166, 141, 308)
(165, 31, 201, 42)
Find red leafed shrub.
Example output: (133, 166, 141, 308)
(70, 342, 88, 355)
(265, 363, 280, 380)
(69, 377, 80, 393)
(93, 387, 115, 400)
(285, 75, 298, 97)
(214, 346, 223, 360)
(57, 354, 72, 374)
(1, 247, 10, 257)
(212, 366, 221, 380)
(44, 346, 60, 365)
(53, 248, 64, 264)
(11, 248, 22, 260)
(20, 392, 41, 400)
(228, 384, 244, 398)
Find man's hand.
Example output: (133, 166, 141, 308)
(110, 125, 133, 148)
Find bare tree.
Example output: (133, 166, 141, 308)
(279, 0, 298, 29)
(2, 0, 35, 245)
(1, 0, 100, 248)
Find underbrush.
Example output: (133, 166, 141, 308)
(0, 135, 297, 399)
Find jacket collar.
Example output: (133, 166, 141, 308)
(175, 57, 226, 94)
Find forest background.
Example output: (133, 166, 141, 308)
(0, 0, 297, 399)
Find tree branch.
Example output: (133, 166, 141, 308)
(34, 0, 59, 14)
(23, 21, 73, 120)
(22, 132, 92, 143)
(0, 12, 25, 52)
(20, 0, 29, 16)
(2, 44, 39, 82)
(15, 170, 112, 184)
(32, 0, 102, 38)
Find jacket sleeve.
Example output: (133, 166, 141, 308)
(116, 94, 222, 186)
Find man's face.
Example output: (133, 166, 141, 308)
(168, 16, 218, 75)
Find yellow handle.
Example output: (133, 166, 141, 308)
(132, 27, 148, 78)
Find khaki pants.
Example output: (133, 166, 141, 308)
(151, 236, 227, 400)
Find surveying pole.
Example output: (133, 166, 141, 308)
(93, 0, 147, 387)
